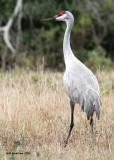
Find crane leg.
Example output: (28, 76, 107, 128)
(65, 100, 74, 146)
(90, 117, 94, 143)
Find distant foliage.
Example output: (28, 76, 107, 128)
(0, 0, 114, 70)
(86, 46, 112, 70)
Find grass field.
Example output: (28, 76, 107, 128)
(0, 69, 113, 160)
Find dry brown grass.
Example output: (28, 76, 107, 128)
(0, 69, 113, 159)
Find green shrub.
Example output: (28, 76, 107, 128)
(86, 46, 112, 70)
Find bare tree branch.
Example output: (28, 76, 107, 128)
(0, 0, 23, 54)
(0, 18, 15, 53)
(14, 0, 23, 16)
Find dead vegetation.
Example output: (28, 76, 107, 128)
(0, 69, 113, 159)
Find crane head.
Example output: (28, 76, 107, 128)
(41, 11, 69, 22)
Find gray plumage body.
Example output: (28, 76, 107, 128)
(63, 55, 101, 120)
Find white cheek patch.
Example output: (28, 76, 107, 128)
(56, 14, 66, 21)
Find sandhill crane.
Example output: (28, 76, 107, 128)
(41, 11, 101, 145)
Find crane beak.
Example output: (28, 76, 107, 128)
(41, 15, 58, 22)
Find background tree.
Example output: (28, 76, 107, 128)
(0, 0, 113, 70)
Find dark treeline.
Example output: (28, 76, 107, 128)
(0, 0, 114, 70)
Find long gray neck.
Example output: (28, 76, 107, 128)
(63, 19, 74, 61)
